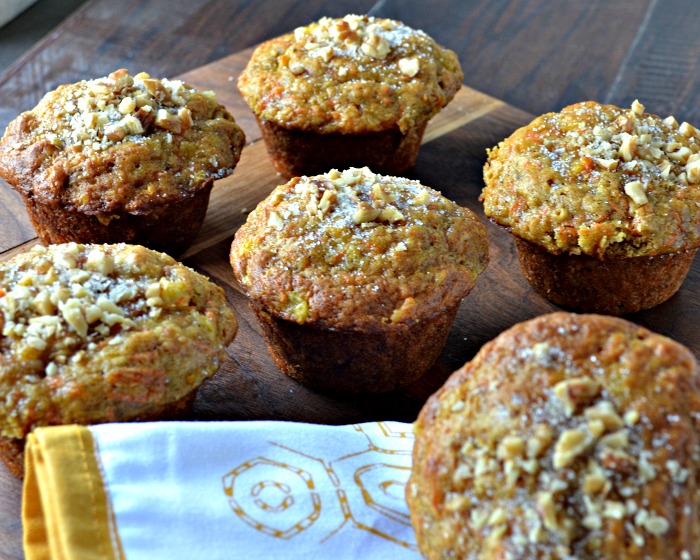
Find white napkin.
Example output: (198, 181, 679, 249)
(89, 420, 420, 559)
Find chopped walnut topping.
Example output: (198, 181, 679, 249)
(630, 99, 645, 116)
(0, 244, 186, 376)
(42, 69, 203, 153)
(553, 428, 591, 469)
(267, 211, 284, 230)
(687, 157, 700, 184)
(353, 201, 381, 224)
(583, 471, 608, 494)
(487, 507, 508, 526)
(663, 115, 679, 128)
(624, 180, 649, 205)
(584, 400, 624, 431)
(118, 97, 136, 114)
(178, 107, 193, 130)
(411, 189, 431, 205)
(679, 121, 698, 138)
(598, 429, 629, 449)
(553, 376, 601, 415)
(619, 133, 638, 161)
(595, 157, 618, 171)
(497, 435, 525, 460)
(379, 207, 405, 223)
(527, 424, 553, 458)
(398, 57, 420, 77)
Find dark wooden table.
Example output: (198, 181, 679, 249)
(1, 1, 700, 558)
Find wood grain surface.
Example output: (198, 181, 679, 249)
(1, 1, 700, 558)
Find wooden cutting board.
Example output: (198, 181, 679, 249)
(1, 47, 699, 559)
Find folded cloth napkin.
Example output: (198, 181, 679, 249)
(23, 420, 421, 560)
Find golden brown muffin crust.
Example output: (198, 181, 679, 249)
(237, 14, 463, 134)
(408, 312, 700, 560)
(231, 167, 489, 331)
(0, 69, 245, 216)
(0, 243, 237, 440)
(481, 100, 700, 258)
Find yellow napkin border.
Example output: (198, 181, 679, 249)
(23, 425, 125, 560)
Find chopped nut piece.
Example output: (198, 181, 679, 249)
(686, 158, 700, 184)
(445, 494, 471, 512)
(408, 189, 429, 208)
(599, 429, 629, 449)
(85, 249, 115, 276)
(619, 133, 638, 161)
(630, 99, 645, 116)
(154, 109, 182, 133)
(668, 146, 693, 163)
(553, 428, 590, 469)
(361, 32, 391, 59)
(353, 202, 381, 224)
(584, 401, 624, 431)
(497, 435, 525, 459)
(663, 115, 678, 128)
(583, 471, 608, 494)
(379, 207, 405, 223)
(267, 211, 284, 230)
(318, 189, 336, 215)
(118, 97, 136, 114)
(487, 507, 507, 526)
(624, 180, 649, 205)
(527, 424, 553, 458)
(178, 107, 193, 130)
(104, 124, 127, 142)
(587, 419, 606, 439)
(398, 57, 420, 77)
(537, 492, 559, 531)
(595, 157, 618, 171)
(552, 376, 600, 415)
(679, 121, 698, 138)
(83, 112, 99, 129)
(659, 160, 673, 179)
(470, 509, 489, 531)
(315, 46, 334, 62)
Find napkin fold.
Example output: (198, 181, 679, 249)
(23, 421, 420, 560)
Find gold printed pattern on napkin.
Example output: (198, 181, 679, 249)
(222, 422, 416, 551)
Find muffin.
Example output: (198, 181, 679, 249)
(237, 14, 463, 179)
(0, 69, 246, 256)
(481, 100, 700, 314)
(0, 242, 238, 477)
(230, 167, 488, 393)
(407, 312, 700, 559)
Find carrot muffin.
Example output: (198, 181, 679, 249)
(0, 242, 238, 477)
(237, 14, 463, 178)
(230, 167, 488, 393)
(481, 100, 700, 314)
(408, 312, 700, 559)
(0, 69, 246, 256)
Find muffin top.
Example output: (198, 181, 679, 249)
(0, 69, 245, 216)
(481, 100, 700, 258)
(408, 312, 700, 559)
(237, 14, 463, 134)
(230, 167, 488, 330)
(0, 243, 237, 439)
